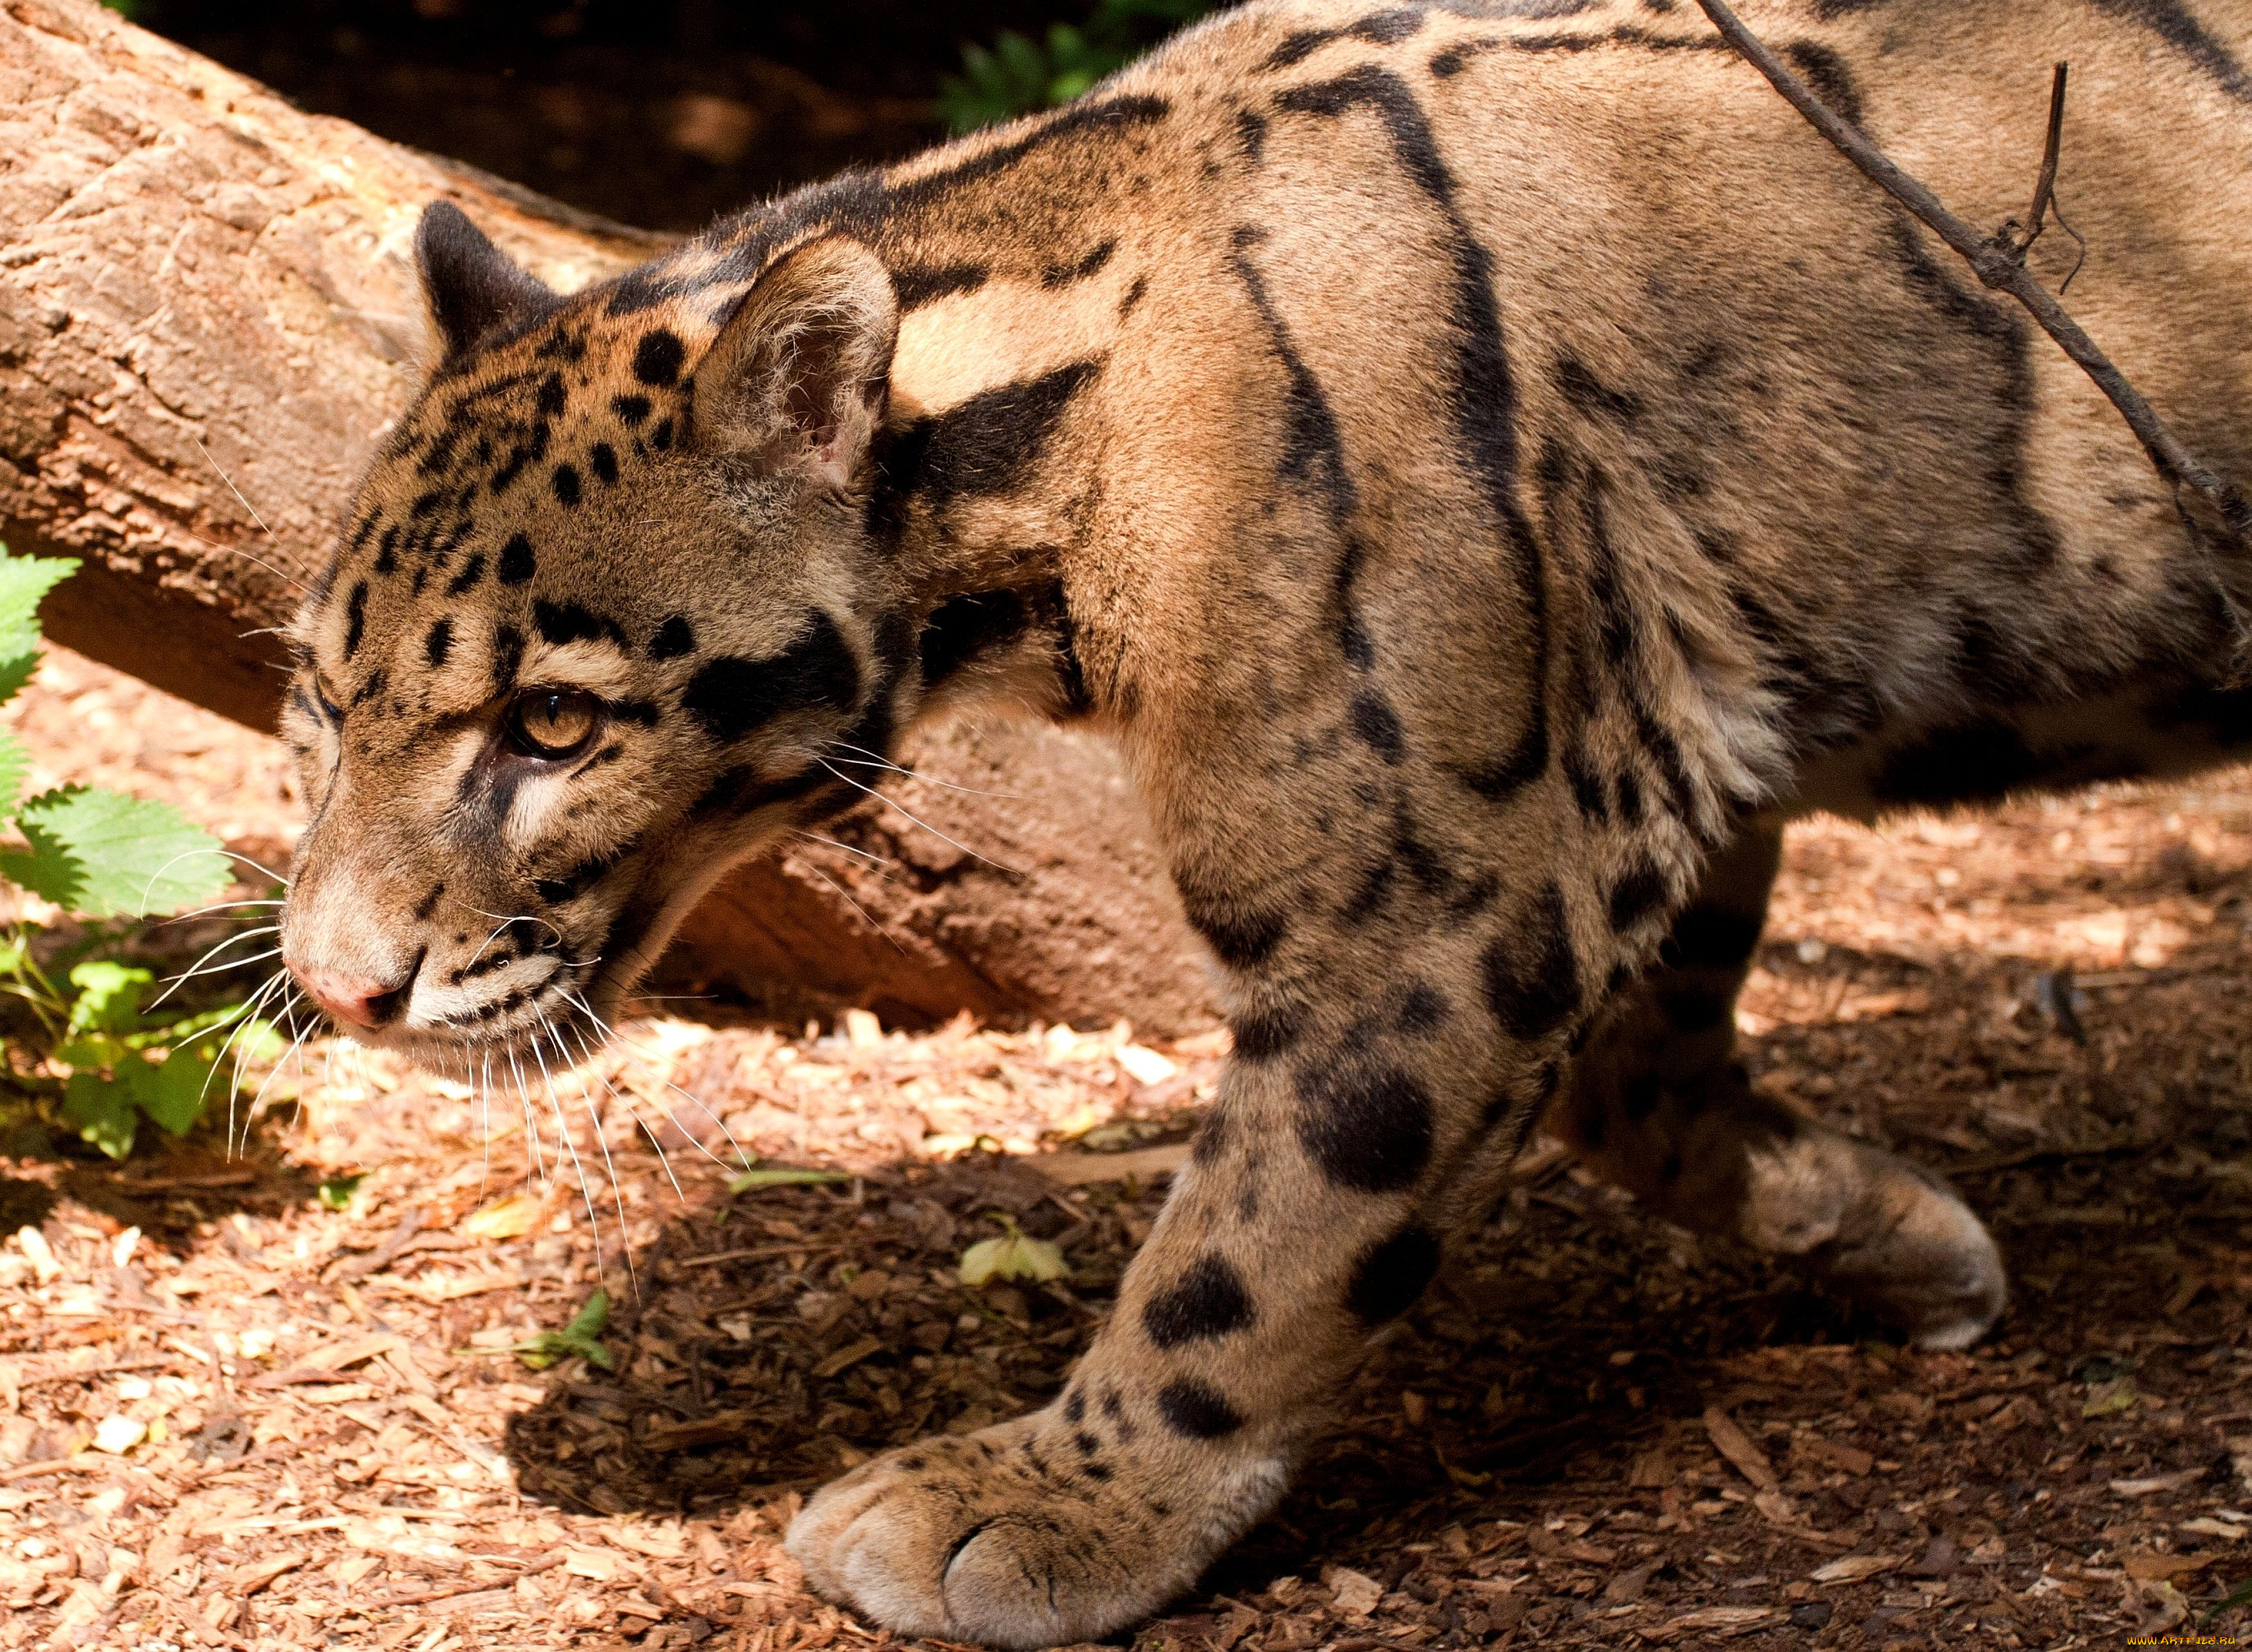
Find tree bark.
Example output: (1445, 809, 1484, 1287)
(0, 0, 1220, 1036)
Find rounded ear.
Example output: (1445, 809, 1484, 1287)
(415, 201, 559, 363)
(697, 236, 898, 493)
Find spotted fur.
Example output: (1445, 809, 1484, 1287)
(279, 0, 2252, 1641)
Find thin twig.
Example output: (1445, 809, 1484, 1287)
(1691, 0, 2250, 623)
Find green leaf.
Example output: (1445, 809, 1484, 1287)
(318, 1172, 366, 1211)
(0, 549, 75, 710)
(63, 1068, 140, 1159)
(2206, 1572, 2252, 1624)
(0, 731, 30, 826)
(2, 786, 229, 918)
(728, 1165, 850, 1193)
(128, 1046, 217, 1136)
(66, 959, 151, 1038)
(511, 1288, 616, 1372)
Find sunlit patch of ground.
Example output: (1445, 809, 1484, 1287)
(0, 650, 2246, 1649)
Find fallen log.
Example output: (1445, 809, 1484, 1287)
(0, 0, 1219, 1034)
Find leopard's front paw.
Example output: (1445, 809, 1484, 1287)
(786, 1412, 1288, 1649)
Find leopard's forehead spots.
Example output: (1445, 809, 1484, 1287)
(306, 303, 728, 712)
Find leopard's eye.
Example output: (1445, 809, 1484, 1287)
(313, 677, 343, 723)
(507, 687, 601, 760)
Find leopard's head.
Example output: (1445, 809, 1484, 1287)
(277, 203, 913, 1070)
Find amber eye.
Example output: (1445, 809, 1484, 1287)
(507, 687, 601, 760)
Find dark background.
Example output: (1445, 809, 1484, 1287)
(126, 0, 1098, 231)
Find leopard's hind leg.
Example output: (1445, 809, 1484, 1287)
(1549, 820, 2006, 1349)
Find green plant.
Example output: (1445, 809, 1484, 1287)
(0, 543, 280, 1159)
(939, 0, 1215, 133)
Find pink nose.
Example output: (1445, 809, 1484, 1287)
(294, 965, 408, 1031)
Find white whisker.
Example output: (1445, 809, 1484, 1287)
(556, 988, 750, 1175)
(147, 927, 281, 1010)
(816, 759, 1019, 875)
(792, 831, 894, 867)
(822, 741, 1019, 801)
(798, 861, 909, 956)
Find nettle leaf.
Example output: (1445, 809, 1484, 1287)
(0, 731, 30, 825)
(67, 959, 151, 1038)
(0, 548, 76, 709)
(131, 1047, 219, 1137)
(2, 786, 229, 918)
(63, 1069, 140, 1160)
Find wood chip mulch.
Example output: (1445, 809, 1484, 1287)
(0, 649, 2248, 1651)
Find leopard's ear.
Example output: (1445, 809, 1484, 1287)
(697, 235, 897, 494)
(415, 201, 558, 363)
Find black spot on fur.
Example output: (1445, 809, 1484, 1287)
(1606, 861, 1668, 932)
(536, 373, 567, 419)
(633, 329, 686, 387)
(1144, 1254, 1256, 1348)
(920, 590, 1029, 690)
(1235, 108, 1268, 161)
(424, 618, 453, 668)
(649, 615, 695, 660)
(1232, 997, 1306, 1062)
(590, 443, 618, 485)
(1295, 1063, 1434, 1192)
(1277, 65, 1551, 802)
(412, 882, 445, 921)
(1041, 240, 1116, 288)
(1396, 982, 1447, 1035)
(681, 610, 859, 744)
(491, 623, 525, 695)
(535, 845, 628, 905)
(1482, 882, 1581, 1039)
(1155, 1378, 1244, 1439)
(1118, 274, 1149, 317)
(551, 463, 581, 507)
(611, 393, 651, 424)
(1179, 888, 1287, 970)
(1349, 693, 1406, 763)
(341, 580, 369, 660)
(534, 600, 626, 650)
(1347, 1223, 1440, 1323)
(874, 360, 1101, 518)
(497, 534, 536, 585)
(649, 417, 675, 451)
(1264, 8, 1425, 68)
(892, 263, 989, 309)
(1556, 354, 1643, 422)
(2088, 0, 2252, 102)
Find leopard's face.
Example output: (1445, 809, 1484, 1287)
(278, 213, 904, 1070)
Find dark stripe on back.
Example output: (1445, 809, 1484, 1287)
(1276, 66, 1551, 799)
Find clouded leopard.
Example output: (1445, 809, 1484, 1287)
(276, 0, 2252, 1641)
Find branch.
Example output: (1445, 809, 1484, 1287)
(1691, 0, 2250, 594)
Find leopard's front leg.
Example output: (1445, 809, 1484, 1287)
(787, 896, 1594, 1645)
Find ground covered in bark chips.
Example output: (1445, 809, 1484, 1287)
(0, 648, 2248, 1651)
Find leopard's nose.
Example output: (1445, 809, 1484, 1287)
(292, 960, 415, 1030)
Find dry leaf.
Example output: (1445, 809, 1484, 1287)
(458, 1193, 541, 1240)
(2124, 1553, 2214, 1579)
(1812, 1554, 1903, 1584)
(1326, 1565, 1383, 1619)
(959, 1231, 1069, 1286)
(1703, 1407, 1778, 1491)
